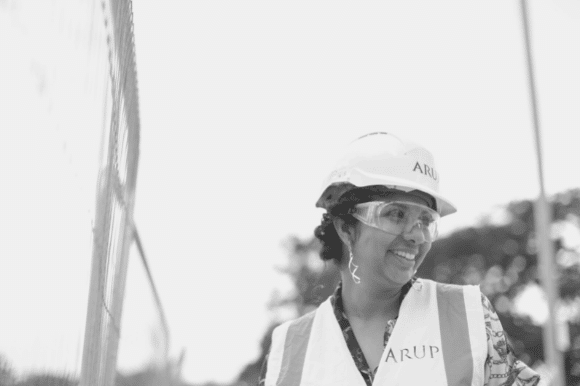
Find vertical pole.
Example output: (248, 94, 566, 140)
(80, 0, 141, 384)
(519, 1, 565, 385)
(80, 171, 112, 386)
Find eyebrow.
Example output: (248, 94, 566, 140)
(382, 202, 435, 216)
(383, 202, 410, 209)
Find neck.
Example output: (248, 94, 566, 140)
(340, 272, 402, 322)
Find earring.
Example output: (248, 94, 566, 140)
(348, 247, 361, 284)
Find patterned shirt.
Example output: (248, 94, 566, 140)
(259, 281, 541, 386)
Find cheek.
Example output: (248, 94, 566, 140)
(358, 230, 398, 255)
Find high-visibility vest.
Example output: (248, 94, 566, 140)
(265, 279, 487, 386)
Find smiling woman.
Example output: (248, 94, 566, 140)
(258, 133, 541, 386)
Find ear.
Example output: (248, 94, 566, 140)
(332, 217, 353, 249)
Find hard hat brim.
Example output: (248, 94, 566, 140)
(316, 169, 457, 217)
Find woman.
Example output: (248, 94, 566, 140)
(260, 132, 540, 386)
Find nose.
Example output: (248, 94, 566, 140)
(402, 221, 427, 244)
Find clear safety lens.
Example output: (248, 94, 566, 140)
(352, 201, 440, 241)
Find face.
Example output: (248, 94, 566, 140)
(344, 191, 434, 290)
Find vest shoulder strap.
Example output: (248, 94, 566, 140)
(266, 308, 317, 386)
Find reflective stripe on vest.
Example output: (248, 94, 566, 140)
(277, 311, 316, 386)
(438, 283, 474, 385)
(266, 279, 486, 386)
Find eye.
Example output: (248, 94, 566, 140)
(382, 208, 406, 222)
(419, 214, 436, 227)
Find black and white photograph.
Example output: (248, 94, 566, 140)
(1, 1, 579, 385)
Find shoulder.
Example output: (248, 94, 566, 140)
(272, 302, 325, 334)
(420, 278, 483, 297)
(416, 280, 485, 316)
(481, 295, 541, 385)
(425, 278, 480, 291)
(421, 279, 491, 307)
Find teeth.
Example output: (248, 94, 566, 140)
(393, 251, 416, 261)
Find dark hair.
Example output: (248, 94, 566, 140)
(314, 186, 393, 264)
(314, 204, 358, 264)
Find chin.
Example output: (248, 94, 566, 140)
(386, 273, 413, 287)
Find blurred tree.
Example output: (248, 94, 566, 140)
(116, 367, 162, 386)
(271, 236, 341, 318)
(0, 355, 15, 386)
(15, 373, 76, 386)
(236, 189, 580, 385)
(116, 364, 185, 386)
(234, 236, 340, 386)
(417, 188, 580, 383)
(234, 324, 277, 386)
(0, 355, 183, 386)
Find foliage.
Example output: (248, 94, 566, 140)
(0, 355, 78, 386)
(0, 355, 188, 386)
(0, 355, 15, 386)
(234, 324, 277, 386)
(116, 366, 171, 386)
(234, 236, 340, 386)
(419, 189, 580, 382)
(271, 236, 341, 318)
(15, 374, 77, 386)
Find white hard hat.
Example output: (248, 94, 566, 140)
(316, 132, 457, 217)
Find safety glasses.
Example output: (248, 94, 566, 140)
(352, 201, 440, 242)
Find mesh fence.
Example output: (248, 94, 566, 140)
(80, 0, 142, 385)
(0, 0, 171, 385)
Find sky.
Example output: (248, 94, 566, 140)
(1, 0, 579, 385)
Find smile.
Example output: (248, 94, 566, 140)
(392, 250, 416, 261)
